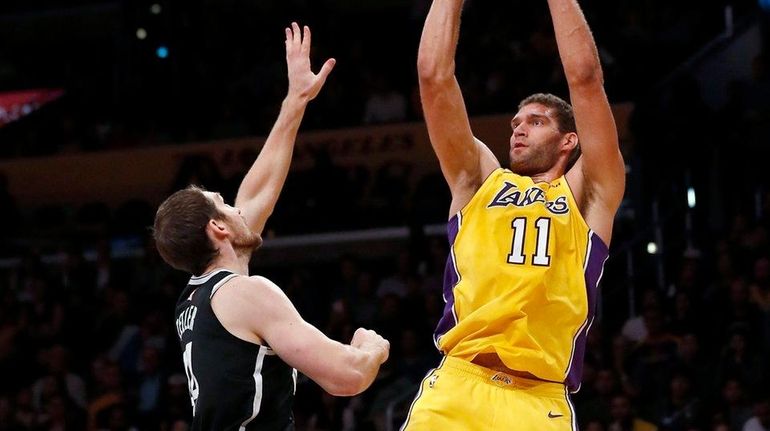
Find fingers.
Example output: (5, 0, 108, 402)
(292, 22, 301, 47)
(301, 25, 311, 56)
(353, 327, 366, 339)
(317, 58, 336, 83)
(285, 25, 294, 55)
(286, 22, 312, 58)
(351, 328, 389, 362)
(285, 22, 302, 55)
(379, 338, 390, 363)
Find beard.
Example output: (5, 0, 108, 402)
(231, 228, 263, 254)
(510, 150, 555, 177)
(509, 140, 561, 177)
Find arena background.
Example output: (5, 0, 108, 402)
(1, 1, 770, 430)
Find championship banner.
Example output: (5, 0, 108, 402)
(0, 88, 65, 127)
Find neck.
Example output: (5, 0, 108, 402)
(530, 168, 563, 184)
(530, 172, 561, 183)
(203, 245, 251, 276)
(527, 161, 566, 184)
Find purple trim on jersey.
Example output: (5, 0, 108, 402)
(433, 214, 461, 349)
(565, 232, 609, 392)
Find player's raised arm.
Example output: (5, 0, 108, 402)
(418, 0, 500, 215)
(235, 23, 335, 235)
(550, 0, 625, 243)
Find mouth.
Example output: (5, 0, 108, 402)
(512, 142, 527, 149)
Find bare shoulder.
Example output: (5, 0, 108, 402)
(212, 276, 283, 312)
(249, 275, 280, 289)
(210, 275, 287, 345)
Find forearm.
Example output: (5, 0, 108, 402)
(547, 0, 603, 84)
(416, 0, 490, 201)
(306, 341, 384, 397)
(235, 95, 308, 229)
(338, 344, 385, 395)
(417, 0, 465, 81)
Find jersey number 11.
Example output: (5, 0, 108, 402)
(507, 217, 552, 266)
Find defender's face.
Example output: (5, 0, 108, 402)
(204, 192, 262, 251)
(509, 103, 565, 176)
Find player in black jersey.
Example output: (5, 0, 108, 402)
(153, 23, 390, 431)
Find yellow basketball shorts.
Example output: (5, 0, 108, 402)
(400, 356, 576, 431)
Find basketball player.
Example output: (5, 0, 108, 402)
(153, 23, 389, 430)
(404, 0, 625, 429)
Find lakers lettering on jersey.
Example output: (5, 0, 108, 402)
(434, 168, 608, 392)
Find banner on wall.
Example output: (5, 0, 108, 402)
(0, 88, 65, 127)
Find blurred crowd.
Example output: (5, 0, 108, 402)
(0, 0, 754, 158)
(2, 207, 770, 431)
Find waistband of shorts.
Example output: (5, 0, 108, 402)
(440, 356, 566, 398)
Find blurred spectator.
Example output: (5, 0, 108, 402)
(0, 396, 13, 431)
(654, 370, 703, 431)
(621, 289, 662, 343)
(351, 271, 380, 327)
(362, 72, 408, 125)
(673, 333, 712, 394)
(31, 344, 87, 410)
(135, 346, 164, 427)
(608, 393, 658, 431)
(577, 368, 619, 426)
(743, 396, 770, 431)
(716, 378, 753, 431)
(87, 359, 126, 431)
(627, 304, 679, 408)
(377, 249, 416, 299)
(715, 324, 766, 395)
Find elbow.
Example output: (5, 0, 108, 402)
(565, 62, 604, 88)
(417, 56, 454, 87)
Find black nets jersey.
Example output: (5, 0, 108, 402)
(175, 269, 296, 431)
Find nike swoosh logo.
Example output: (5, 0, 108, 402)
(548, 412, 564, 418)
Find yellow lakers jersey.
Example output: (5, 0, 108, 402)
(433, 168, 608, 392)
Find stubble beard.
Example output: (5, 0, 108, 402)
(232, 228, 263, 256)
(509, 141, 560, 177)
(510, 152, 551, 177)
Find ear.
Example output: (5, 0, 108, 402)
(562, 132, 579, 152)
(206, 219, 229, 242)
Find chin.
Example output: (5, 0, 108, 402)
(234, 232, 263, 252)
(509, 159, 527, 175)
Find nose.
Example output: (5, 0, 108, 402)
(512, 123, 526, 137)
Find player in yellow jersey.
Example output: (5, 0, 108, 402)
(403, 0, 626, 430)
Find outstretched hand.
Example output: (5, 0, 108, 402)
(285, 22, 335, 103)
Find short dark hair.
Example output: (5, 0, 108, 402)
(519, 93, 576, 133)
(519, 93, 581, 169)
(153, 185, 223, 275)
